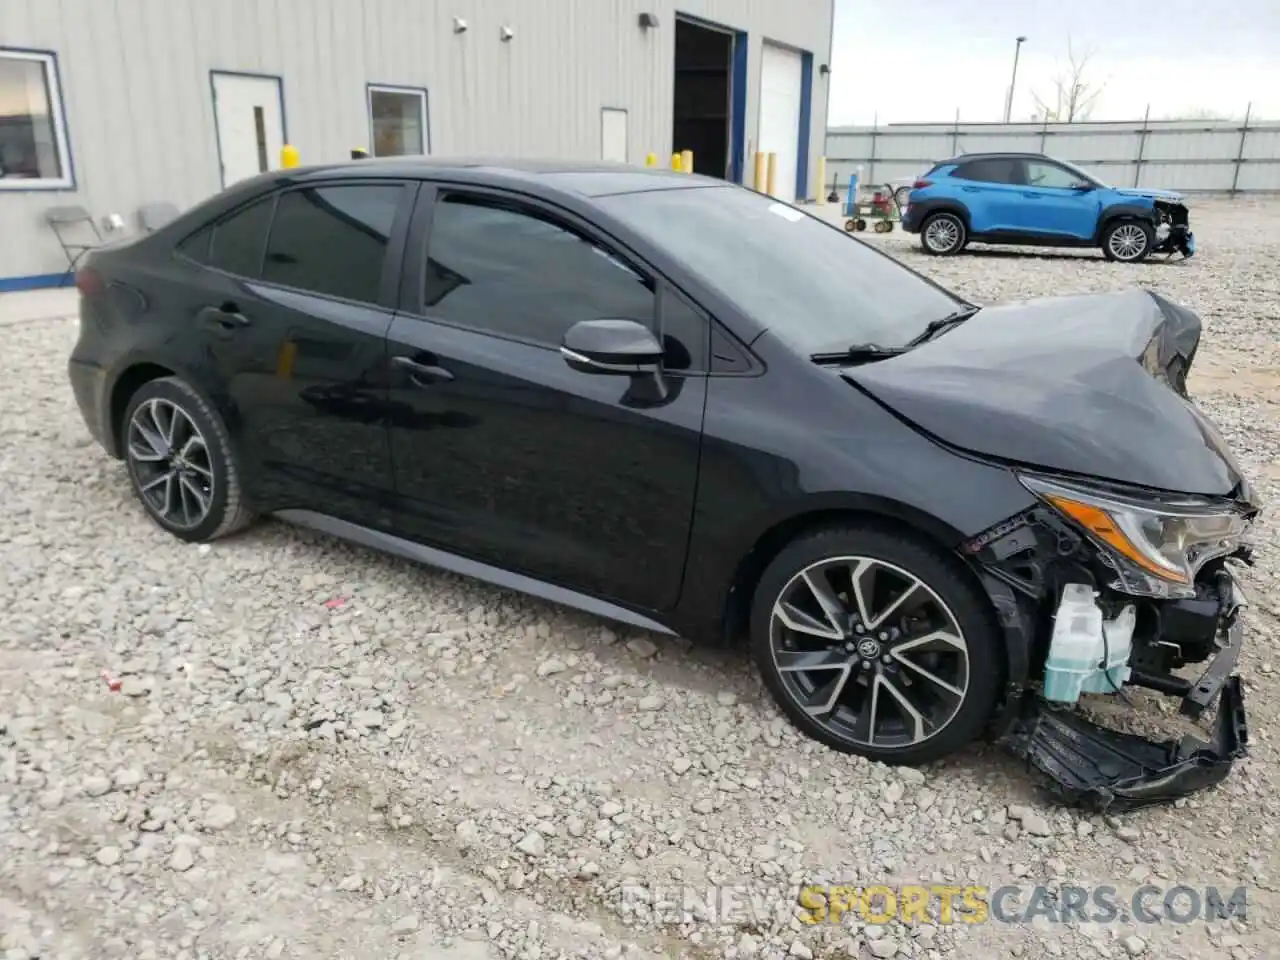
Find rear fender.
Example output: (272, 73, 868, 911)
(903, 197, 971, 232)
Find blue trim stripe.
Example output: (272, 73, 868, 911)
(797, 51, 814, 200)
(730, 32, 748, 183)
(0, 273, 70, 292)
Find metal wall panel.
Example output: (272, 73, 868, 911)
(1, 0, 833, 281)
(824, 118, 1280, 200)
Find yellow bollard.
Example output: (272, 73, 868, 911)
(275, 340, 297, 379)
(753, 151, 766, 190)
(671, 152, 683, 171)
(280, 144, 300, 168)
(645, 152, 657, 167)
(816, 157, 827, 204)
(681, 149, 693, 174)
(766, 153, 778, 197)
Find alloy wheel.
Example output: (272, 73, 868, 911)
(1108, 223, 1149, 260)
(126, 398, 215, 530)
(769, 555, 970, 749)
(924, 216, 960, 253)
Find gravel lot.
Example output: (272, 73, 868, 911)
(2, 196, 1278, 960)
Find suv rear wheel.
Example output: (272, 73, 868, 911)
(920, 212, 967, 256)
(1101, 219, 1154, 263)
(749, 525, 1001, 765)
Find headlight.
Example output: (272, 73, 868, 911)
(1019, 473, 1252, 599)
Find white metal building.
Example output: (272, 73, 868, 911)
(0, 0, 834, 290)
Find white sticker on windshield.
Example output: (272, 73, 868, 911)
(768, 202, 805, 222)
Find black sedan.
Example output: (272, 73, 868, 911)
(68, 159, 1259, 806)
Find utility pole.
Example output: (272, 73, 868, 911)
(1004, 36, 1027, 122)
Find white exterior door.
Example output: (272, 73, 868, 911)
(757, 43, 802, 202)
(212, 73, 284, 187)
(601, 108, 628, 163)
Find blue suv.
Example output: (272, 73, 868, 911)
(902, 152, 1194, 263)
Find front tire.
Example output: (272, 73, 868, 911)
(920, 212, 967, 255)
(121, 376, 255, 542)
(1102, 219, 1154, 263)
(749, 526, 1001, 765)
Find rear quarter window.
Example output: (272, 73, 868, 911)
(176, 225, 213, 264)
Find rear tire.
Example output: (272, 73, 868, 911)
(749, 525, 1001, 765)
(920, 212, 967, 255)
(121, 377, 255, 543)
(1101, 218, 1154, 263)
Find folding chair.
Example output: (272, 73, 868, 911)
(45, 205, 103, 286)
(138, 202, 180, 232)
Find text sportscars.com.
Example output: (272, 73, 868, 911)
(615, 882, 1249, 927)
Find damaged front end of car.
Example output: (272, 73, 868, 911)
(1152, 198, 1195, 258)
(966, 475, 1259, 813)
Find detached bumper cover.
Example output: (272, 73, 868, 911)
(1004, 676, 1246, 813)
(1003, 567, 1249, 812)
(1154, 225, 1195, 258)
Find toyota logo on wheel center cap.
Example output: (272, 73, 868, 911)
(857, 638, 881, 659)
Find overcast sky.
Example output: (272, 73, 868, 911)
(827, 0, 1280, 125)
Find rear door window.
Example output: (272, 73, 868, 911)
(262, 184, 404, 304)
(953, 158, 1019, 184)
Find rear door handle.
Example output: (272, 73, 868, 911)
(961, 186, 980, 192)
(392, 354, 455, 385)
(197, 303, 251, 331)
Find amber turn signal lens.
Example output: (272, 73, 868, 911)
(1045, 494, 1190, 584)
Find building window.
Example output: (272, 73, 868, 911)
(0, 49, 72, 189)
(367, 85, 429, 157)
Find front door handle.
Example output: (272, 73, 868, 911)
(392, 354, 455, 385)
(961, 186, 980, 192)
(197, 303, 251, 331)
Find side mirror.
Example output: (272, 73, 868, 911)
(561, 319, 663, 375)
(1070, 181, 1094, 191)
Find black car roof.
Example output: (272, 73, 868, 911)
(233, 156, 724, 199)
(935, 152, 1051, 166)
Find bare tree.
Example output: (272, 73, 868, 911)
(1031, 40, 1104, 122)
(1162, 107, 1235, 121)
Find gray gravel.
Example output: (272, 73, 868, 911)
(1, 196, 1278, 959)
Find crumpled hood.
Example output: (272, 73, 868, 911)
(1111, 186, 1185, 202)
(842, 289, 1246, 496)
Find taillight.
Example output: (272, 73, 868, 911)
(75, 266, 105, 298)
(913, 179, 933, 189)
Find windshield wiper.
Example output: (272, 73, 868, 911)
(809, 343, 907, 366)
(906, 305, 982, 348)
(811, 306, 981, 366)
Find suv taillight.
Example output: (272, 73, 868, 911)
(75, 266, 105, 298)
(913, 179, 933, 189)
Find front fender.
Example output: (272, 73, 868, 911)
(1095, 199, 1158, 243)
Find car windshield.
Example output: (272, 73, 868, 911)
(595, 185, 964, 354)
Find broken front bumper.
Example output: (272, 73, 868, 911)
(1002, 572, 1248, 813)
(1154, 225, 1195, 258)
(1006, 676, 1247, 813)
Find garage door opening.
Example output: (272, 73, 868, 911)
(672, 17, 744, 181)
